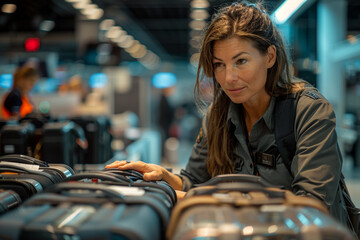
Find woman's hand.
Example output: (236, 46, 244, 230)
(105, 161, 183, 190)
(106, 160, 165, 181)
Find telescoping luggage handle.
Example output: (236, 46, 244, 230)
(188, 182, 285, 198)
(0, 154, 49, 167)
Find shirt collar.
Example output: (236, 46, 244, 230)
(226, 96, 276, 132)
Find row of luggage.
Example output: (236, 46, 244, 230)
(0, 115, 114, 168)
(0, 154, 355, 239)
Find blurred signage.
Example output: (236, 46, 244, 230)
(25, 38, 40, 52)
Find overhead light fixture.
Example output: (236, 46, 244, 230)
(39, 20, 55, 32)
(2, 4, 16, 13)
(190, 9, 209, 20)
(100, 19, 115, 30)
(271, 0, 308, 24)
(190, 0, 209, 9)
(189, 20, 207, 30)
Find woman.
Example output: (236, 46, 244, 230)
(1, 65, 39, 120)
(106, 1, 349, 227)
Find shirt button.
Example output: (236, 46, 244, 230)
(250, 163, 253, 168)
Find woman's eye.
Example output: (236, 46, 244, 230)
(213, 62, 224, 69)
(236, 59, 247, 65)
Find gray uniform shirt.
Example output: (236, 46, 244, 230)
(179, 88, 348, 225)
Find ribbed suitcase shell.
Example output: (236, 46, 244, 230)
(0, 189, 22, 214)
(0, 182, 171, 240)
(0, 154, 74, 200)
(167, 174, 355, 240)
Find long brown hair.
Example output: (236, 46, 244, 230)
(194, 1, 295, 177)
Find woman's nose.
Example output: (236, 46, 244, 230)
(225, 64, 238, 82)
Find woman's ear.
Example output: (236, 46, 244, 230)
(266, 45, 276, 68)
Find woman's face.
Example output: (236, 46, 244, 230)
(212, 36, 276, 105)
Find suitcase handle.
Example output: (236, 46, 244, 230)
(0, 154, 49, 167)
(188, 182, 285, 198)
(65, 172, 131, 183)
(193, 174, 266, 187)
(102, 168, 144, 179)
(47, 182, 126, 199)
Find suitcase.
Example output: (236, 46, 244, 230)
(0, 182, 171, 240)
(167, 174, 355, 240)
(0, 122, 35, 156)
(0, 154, 75, 201)
(70, 115, 113, 164)
(0, 189, 22, 214)
(41, 121, 87, 168)
(66, 168, 177, 207)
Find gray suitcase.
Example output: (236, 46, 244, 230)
(167, 174, 355, 240)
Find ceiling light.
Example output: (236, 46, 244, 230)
(189, 20, 207, 30)
(271, 0, 308, 24)
(130, 45, 147, 59)
(190, 0, 209, 9)
(85, 8, 104, 20)
(39, 20, 55, 32)
(2, 4, 16, 13)
(190, 10, 209, 20)
(118, 35, 134, 48)
(73, 0, 90, 9)
(105, 26, 122, 39)
(100, 19, 115, 30)
(125, 41, 140, 53)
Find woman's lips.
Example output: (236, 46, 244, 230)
(228, 87, 245, 93)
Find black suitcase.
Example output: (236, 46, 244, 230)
(0, 122, 35, 156)
(66, 169, 177, 207)
(70, 115, 113, 164)
(41, 121, 87, 168)
(0, 182, 171, 240)
(0, 154, 75, 200)
(0, 189, 22, 214)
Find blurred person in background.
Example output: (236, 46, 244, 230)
(1, 65, 39, 120)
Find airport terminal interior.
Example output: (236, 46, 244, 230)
(0, 0, 360, 239)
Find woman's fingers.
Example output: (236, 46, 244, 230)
(175, 190, 186, 200)
(105, 161, 164, 181)
(143, 171, 162, 181)
(105, 160, 128, 169)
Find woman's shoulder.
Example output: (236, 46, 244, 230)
(290, 80, 327, 102)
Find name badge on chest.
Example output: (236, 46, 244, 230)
(256, 152, 276, 168)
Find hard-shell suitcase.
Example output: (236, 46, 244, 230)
(167, 174, 355, 240)
(41, 121, 87, 168)
(0, 189, 22, 214)
(0, 122, 35, 156)
(66, 168, 177, 207)
(0, 182, 171, 240)
(70, 115, 113, 164)
(0, 154, 74, 200)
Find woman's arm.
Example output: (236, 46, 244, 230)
(105, 161, 183, 190)
(292, 90, 342, 208)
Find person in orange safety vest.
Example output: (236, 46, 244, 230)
(1, 65, 39, 120)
